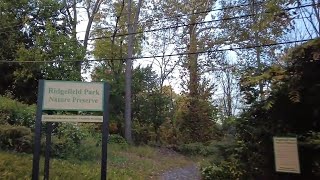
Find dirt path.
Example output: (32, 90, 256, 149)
(159, 164, 201, 180)
(152, 148, 201, 180)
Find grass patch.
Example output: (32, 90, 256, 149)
(0, 144, 193, 179)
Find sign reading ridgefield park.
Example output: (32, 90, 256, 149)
(42, 81, 104, 111)
(32, 80, 110, 180)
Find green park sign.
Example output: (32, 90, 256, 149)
(32, 80, 110, 180)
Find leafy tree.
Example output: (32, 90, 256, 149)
(236, 38, 320, 179)
(0, 0, 36, 102)
(0, 0, 85, 103)
(155, 0, 222, 143)
(92, 63, 171, 143)
(92, 0, 146, 143)
(60, 0, 104, 76)
(219, 0, 295, 102)
(175, 95, 221, 143)
(132, 67, 174, 143)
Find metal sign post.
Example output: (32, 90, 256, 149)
(32, 80, 110, 180)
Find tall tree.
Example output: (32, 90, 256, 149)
(159, 0, 222, 142)
(237, 38, 320, 179)
(61, 0, 104, 77)
(125, 0, 142, 144)
(92, 0, 143, 141)
(0, 0, 84, 103)
(219, 0, 294, 103)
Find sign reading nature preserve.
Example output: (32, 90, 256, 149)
(32, 80, 110, 180)
(273, 137, 300, 174)
(43, 81, 104, 111)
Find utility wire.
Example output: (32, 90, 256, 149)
(89, 1, 315, 33)
(1, 3, 316, 47)
(1, 2, 317, 39)
(89, 3, 318, 38)
(0, 1, 261, 32)
(0, 38, 314, 64)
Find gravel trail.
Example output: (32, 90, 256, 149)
(159, 164, 201, 180)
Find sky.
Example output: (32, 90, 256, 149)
(75, 0, 319, 99)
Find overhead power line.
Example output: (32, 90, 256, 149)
(0, 1, 261, 32)
(89, 3, 318, 38)
(1, 2, 316, 47)
(0, 38, 314, 64)
(89, 1, 316, 33)
(0, 2, 317, 41)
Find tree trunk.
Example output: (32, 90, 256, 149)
(188, 16, 199, 98)
(251, 0, 264, 99)
(125, 0, 142, 144)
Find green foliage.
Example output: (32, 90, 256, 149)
(159, 117, 178, 145)
(177, 139, 235, 160)
(221, 0, 295, 104)
(0, 144, 192, 179)
(201, 164, 231, 180)
(0, 125, 33, 153)
(47, 123, 97, 161)
(93, 64, 171, 144)
(236, 39, 320, 179)
(201, 158, 244, 180)
(56, 123, 87, 144)
(299, 131, 320, 177)
(175, 96, 221, 143)
(44, 135, 100, 162)
(178, 142, 216, 156)
(0, 96, 36, 128)
(132, 123, 156, 145)
(0, 0, 84, 104)
(108, 134, 127, 145)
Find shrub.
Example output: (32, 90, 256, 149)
(55, 123, 87, 144)
(46, 136, 102, 161)
(108, 134, 127, 145)
(0, 125, 33, 153)
(159, 118, 178, 145)
(177, 142, 215, 156)
(132, 124, 156, 145)
(202, 164, 230, 180)
(45, 123, 94, 160)
(0, 96, 35, 128)
(177, 140, 235, 157)
(201, 159, 244, 180)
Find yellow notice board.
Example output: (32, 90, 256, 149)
(273, 137, 300, 174)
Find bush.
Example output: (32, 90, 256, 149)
(202, 164, 230, 180)
(45, 136, 102, 161)
(201, 159, 244, 180)
(177, 140, 235, 158)
(0, 96, 35, 128)
(132, 124, 156, 145)
(44, 123, 94, 160)
(0, 125, 33, 153)
(108, 134, 127, 145)
(159, 118, 178, 145)
(177, 142, 216, 156)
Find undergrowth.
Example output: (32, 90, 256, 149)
(0, 144, 192, 179)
